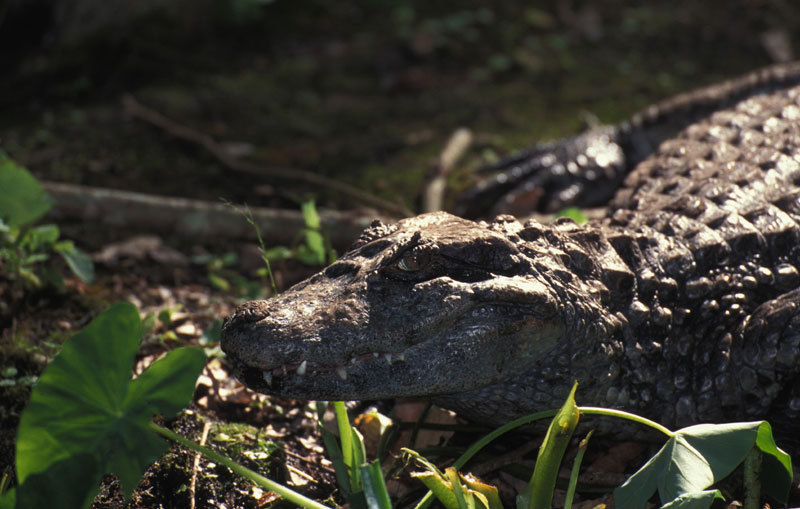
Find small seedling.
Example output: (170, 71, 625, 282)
(262, 199, 337, 266)
(0, 152, 94, 288)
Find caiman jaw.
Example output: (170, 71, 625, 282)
(231, 348, 407, 396)
(222, 291, 485, 400)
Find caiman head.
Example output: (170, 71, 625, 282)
(221, 212, 570, 401)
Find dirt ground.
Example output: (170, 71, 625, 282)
(2, 1, 800, 507)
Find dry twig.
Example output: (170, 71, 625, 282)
(190, 420, 212, 509)
(421, 128, 472, 213)
(122, 95, 412, 217)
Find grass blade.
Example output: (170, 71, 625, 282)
(360, 460, 392, 509)
(333, 401, 362, 492)
(564, 430, 593, 509)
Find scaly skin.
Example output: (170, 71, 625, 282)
(456, 60, 800, 217)
(222, 68, 800, 445)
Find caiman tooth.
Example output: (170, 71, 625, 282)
(384, 353, 392, 364)
(396, 352, 405, 362)
(297, 360, 308, 376)
(350, 357, 358, 365)
(336, 367, 348, 381)
(372, 352, 380, 358)
(262, 371, 273, 386)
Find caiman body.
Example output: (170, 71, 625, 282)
(222, 63, 800, 436)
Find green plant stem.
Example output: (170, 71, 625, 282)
(578, 407, 674, 437)
(564, 430, 593, 509)
(150, 422, 330, 509)
(455, 410, 560, 470)
(408, 402, 433, 449)
(415, 409, 558, 509)
(262, 257, 278, 295)
(222, 200, 279, 294)
(415, 405, 673, 508)
(0, 469, 9, 495)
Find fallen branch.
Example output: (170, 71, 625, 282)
(43, 181, 387, 250)
(421, 128, 472, 213)
(121, 95, 413, 217)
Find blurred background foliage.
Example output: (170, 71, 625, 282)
(1, 0, 797, 214)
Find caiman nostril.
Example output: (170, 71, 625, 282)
(229, 302, 270, 324)
(324, 260, 360, 279)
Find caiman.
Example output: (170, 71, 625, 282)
(222, 62, 800, 441)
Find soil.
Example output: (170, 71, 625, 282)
(2, 1, 800, 507)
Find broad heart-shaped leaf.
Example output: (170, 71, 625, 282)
(753, 421, 794, 502)
(15, 454, 102, 509)
(15, 301, 206, 504)
(0, 488, 14, 509)
(0, 152, 52, 228)
(614, 422, 793, 509)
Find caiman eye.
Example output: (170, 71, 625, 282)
(397, 248, 432, 271)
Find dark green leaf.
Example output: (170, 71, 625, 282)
(14, 302, 206, 503)
(350, 426, 367, 482)
(553, 207, 588, 225)
(301, 200, 321, 230)
(0, 489, 13, 509)
(22, 253, 48, 265)
(659, 490, 723, 509)
(263, 246, 292, 261)
(53, 239, 75, 252)
(220, 252, 239, 266)
(614, 421, 792, 509)
(15, 454, 102, 509)
(295, 245, 320, 265)
(141, 312, 157, 334)
(200, 319, 223, 345)
(754, 422, 792, 503)
(318, 422, 351, 494)
(28, 224, 60, 245)
(59, 247, 95, 283)
(359, 460, 392, 509)
(303, 230, 326, 264)
(678, 423, 760, 480)
(158, 308, 172, 325)
(615, 435, 714, 509)
(208, 272, 231, 291)
(16, 302, 144, 484)
(0, 153, 52, 228)
(116, 347, 206, 493)
(17, 267, 41, 287)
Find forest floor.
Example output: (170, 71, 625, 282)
(2, 1, 799, 507)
